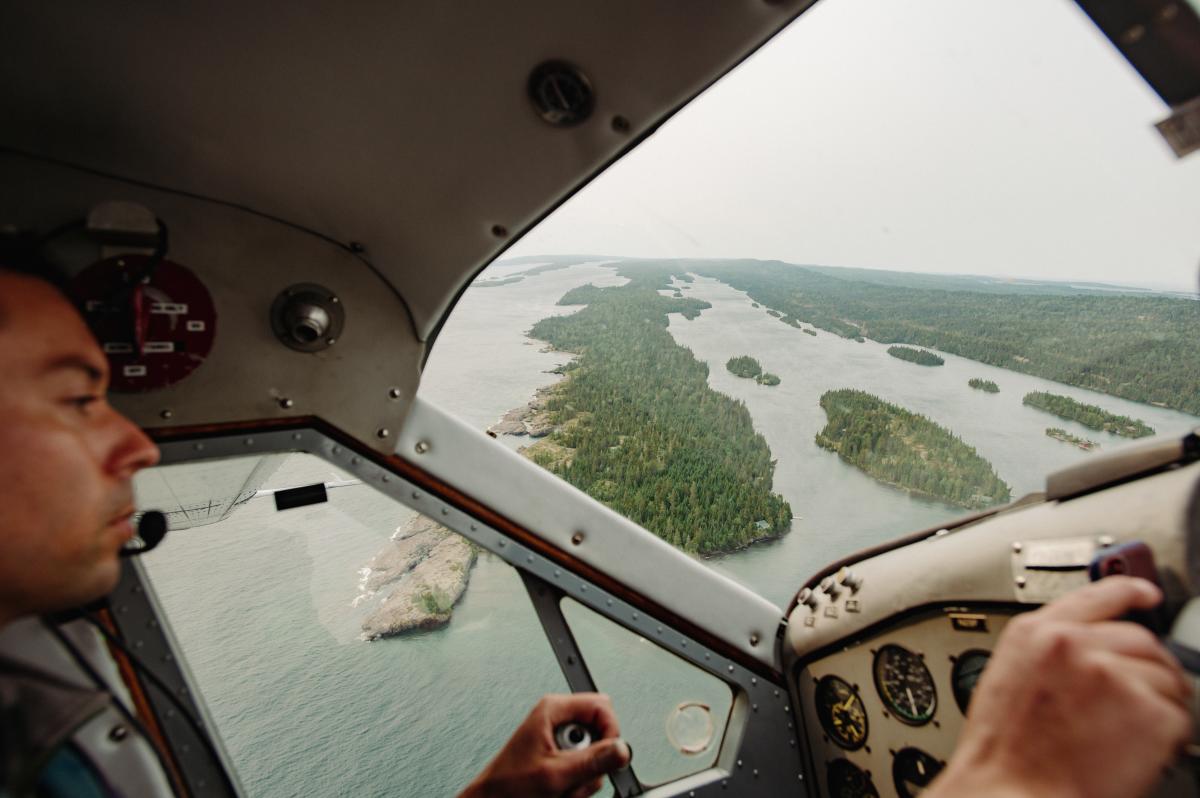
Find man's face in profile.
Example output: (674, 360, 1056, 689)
(0, 271, 159, 624)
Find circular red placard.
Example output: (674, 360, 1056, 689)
(72, 255, 218, 393)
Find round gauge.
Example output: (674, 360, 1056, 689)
(827, 758, 880, 798)
(814, 675, 869, 751)
(873, 644, 937, 725)
(951, 650, 991, 715)
(72, 255, 217, 393)
(892, 747, 943, 798)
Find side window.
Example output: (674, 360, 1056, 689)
(136, 453, 566, 797)
(560, 598, 735, 786)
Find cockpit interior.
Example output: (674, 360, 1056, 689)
(3, 1, 1199, 796)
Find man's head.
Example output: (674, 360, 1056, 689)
(0, 268, 159, 627)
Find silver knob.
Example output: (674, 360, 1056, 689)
(798, 588, 818, 612)
(820, 576, 841, 600)
(837, 567, 862, 594)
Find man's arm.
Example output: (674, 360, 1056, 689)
(928, 576, 1193, 798)
(459, 693, 631, 798)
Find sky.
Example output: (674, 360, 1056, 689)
(506, 0, 1200, 292)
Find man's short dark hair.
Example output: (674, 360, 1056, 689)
(0, 230, 69, 289)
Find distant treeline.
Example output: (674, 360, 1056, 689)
(679, 259, 1200, 415)
(815, 389, 1012, 509)
(969, 378, 1000, 393)
(527, 264, 792, 554)
(1022, 391, 1155, 438)
(888, 346, 944, 366)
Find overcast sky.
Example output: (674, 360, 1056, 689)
(507, 0, 1200, 292)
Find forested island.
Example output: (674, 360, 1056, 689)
(519, 263, 792, 554)
(888, 346, 944, 366)
(1046, 428, 1099, 451)
(968, 378, 1000, 393)
(815, 389, 1011, 509)
(726, 355, 781, 386)
(683, 259, 1200, 415)
(1022, 391, 1155, 438)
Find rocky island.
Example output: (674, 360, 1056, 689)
(726, 355, 782, 386)
(1023, 391, 1155, 438)
(360, 515, 477, 639)
(1045, 427, 1099, 451)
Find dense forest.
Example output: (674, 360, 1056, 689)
(726, 355, 781, 386)
(677, 259, 1200, 415)
(887, 346, 944, 366)
(525, 263, 792, 554)
(1046, 428, 1099, 451)
(1022, 391, 1155, 438)
(968, 378, 1000, 393)
(815, 389, 1012, 509)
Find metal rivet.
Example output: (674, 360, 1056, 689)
(527, 555, 534, 563)
(279, 398, 294, 409)
(491, 224, 508, 238)
(632, 612, 639, 621)
(377, 428, 390, 439)
(571, 531, 584, 545)
(193, 443, 205, 451)
(326, 337, 337, 345)
(330, 296, 340, 304)
(351, 457, 361, 465)
(349, 241, 366, 253)
(160, 409, 173, 420)
(441, 508, 449, 516)
(1016, 576, 1027, 588)
(656, 626, 663, 634)
(612, 115, 631, 133)
(1098, 535, 1115, 547)
(728, 665, 734, 673)
(554, 569, 561, 578)
(382, 475, 390, 483)
(580, 585, 587, 593)
(753, 769, 759, 777)
(470, 523, 478, 531)
(388, 387, 402, 400)
(415, 441, 431, 454)
(737, 760, 743, 768)
(243, 438, 254, 446)
(1012, 542, 1022, 553)
(292, 433, 302, 441)
(750, 633, 760, 646)
(752, 704, 758, 712)
(108, 724, 129, 741)
(498, 539, 506, 548)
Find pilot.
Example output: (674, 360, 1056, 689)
(0, 257, 1191, 798)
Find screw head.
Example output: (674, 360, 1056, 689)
(279, 397, 294, 409)
(159, 409, 173, 420)
(388, 387, 402, 399)
(1016, 576, 1027, 588)
(108, 725, 129, 742)
(571, 531, 584, 545)
(376, 428, 390, 439)
(414, 440, 430, 454)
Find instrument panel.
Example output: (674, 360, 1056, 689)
(795, 606, 1017, 798)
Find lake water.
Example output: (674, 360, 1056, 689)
(140, 262, 1198, 797)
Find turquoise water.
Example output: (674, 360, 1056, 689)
(139, 263, 1198, 796)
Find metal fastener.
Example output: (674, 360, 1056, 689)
(377, 428, 390, 439)
(279, 398, 294, 409)
(388, 387, 402, 399)
(414, 440, 430, 454)
(108, 725, 129, 742)
(1016, 576, 1027, 588)
(571, 531, 584, 545)
(1012, 542, 1022, 553)
(160, 409, 173, 420)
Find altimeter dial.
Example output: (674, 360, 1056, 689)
(873, 643, 937, 725)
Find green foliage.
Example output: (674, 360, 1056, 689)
(968, 378, 1000, 393)
(815, 389, 1011, 509)
(887, 346, 944, 366)
(1046, 428, 1099, 451)
(1023, 392, 1155, 438)
(417, 587, 454, 615)
(687, 259, 1200, 415)
(757, 372, 781, 386)
(528, 263, 792, 554)
(726, 355, 763, 379)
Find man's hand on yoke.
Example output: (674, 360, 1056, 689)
(929, 576, 1193, 798)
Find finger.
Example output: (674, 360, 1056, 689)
(1097, 652, 1194, 707)
(550, 737, 631, 789)
(545, 693, 621, 739)
(1087, 621, 1188, 674)
(1037, 576, 1161, 624)
(564, 777, 605, 798)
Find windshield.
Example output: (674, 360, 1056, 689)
(425, 0, 1199, 609)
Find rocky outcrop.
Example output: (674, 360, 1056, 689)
(360, 516, 477, 639)
(488, 385, 557, 438)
